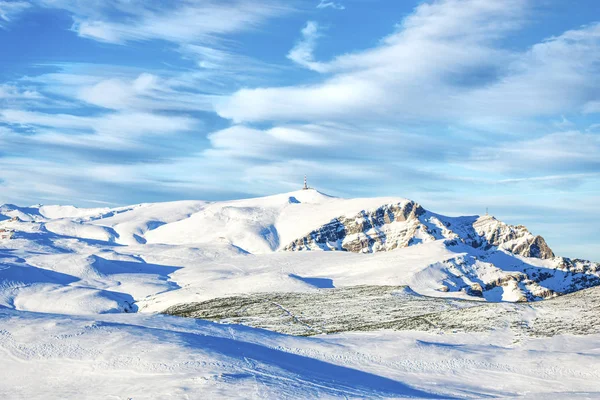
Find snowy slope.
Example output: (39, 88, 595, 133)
(143, 189, 412, 253)
(3, 306, 600, 399)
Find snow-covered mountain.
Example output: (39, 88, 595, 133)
(0, 189, 597, 312)
(282, 199, 555, 259)
(1, 189, 600, 398)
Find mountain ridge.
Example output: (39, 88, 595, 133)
(0, 189, 598, 310)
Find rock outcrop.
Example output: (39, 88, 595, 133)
(284, 201, 428, 253)
(285, 205, 557, 261)
(472, 216, 555, 259)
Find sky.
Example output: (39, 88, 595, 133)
(0, 0, 599, 261)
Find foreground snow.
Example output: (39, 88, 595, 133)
(2, 309, 600, 399)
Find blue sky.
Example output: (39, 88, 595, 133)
(0, 0, 599, 260)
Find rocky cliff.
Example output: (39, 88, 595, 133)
(283, 201, 430, 253)
(471, 215, 555, 259)
(284, 202, 556, 260)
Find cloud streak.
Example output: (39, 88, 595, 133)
(287, 21, 328, 72)
(35, 0, 293, 44)
(469, 131, 600, 175)
(0, 1, 29, 28)
(317, 0, 345, 11)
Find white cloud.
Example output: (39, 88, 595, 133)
(75, 20, 122, 43)
(177, 44, 280, 83)
(78, 73, 158, 110)
(287, 21, 329, 72)
(0, 109, 92, 130)
(0, 1, 29, 27)
(217, 0, 530, 123)
(205, 124, 328, 160)
(215, 2, 600, 129)
(0, 84, 42, 100)
(28, 67, 218, 113)
(200, 121, 465, 189)
(38, 0, 292, 44)
(180, 45, 266, 72)
(16, 1, 290, 119)
(497, 173, 600, 185)
(316, 0, 345, 11)
(267, 126, 330, 145)
(0, 158, 87, 202)
(97, 112, 197, 137)
(459, 23, 600, 120)
(28, 1, 293, 106)
(0, 109, 198, 138)
(469, 131, 600, 174)
(208, 125, 331, 157)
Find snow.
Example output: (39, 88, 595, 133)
(44, 219, 119, 243)
(0, 190, 599, 398)
(2, 309, 600, 399)
(133, 241, 456, 313)
(38, 204, 110, 220)
(142, 189, 411, 253)
(88, 200, 208, 245)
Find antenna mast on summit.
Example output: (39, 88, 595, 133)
(303, 175, 308, 190)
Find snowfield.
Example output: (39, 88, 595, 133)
(3, 309, 600, 399)
(1, 190, 599, 398)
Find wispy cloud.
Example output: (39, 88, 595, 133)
(0, 0, 294, 206)
(497, 173, 600, 186)
(1, 107, 197, 135)
(72, 72, 217, 112)
(180, 45, 272, 72)
(0, 1, 29, 28)
(0, 84, 42, 102)
(469, 131, 600, 175)
(287, 21, 329, 72)
(77, 73, 158, 110)
(317, 0, 345, 11)
(35, 0, 292, 44)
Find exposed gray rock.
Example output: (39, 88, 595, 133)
(283, 203, 557, 261)
(465, 283, 484, 297)
(284, 201, 428, 253)
(472, 216, 555, 259)
(424, 254, 600, 302)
